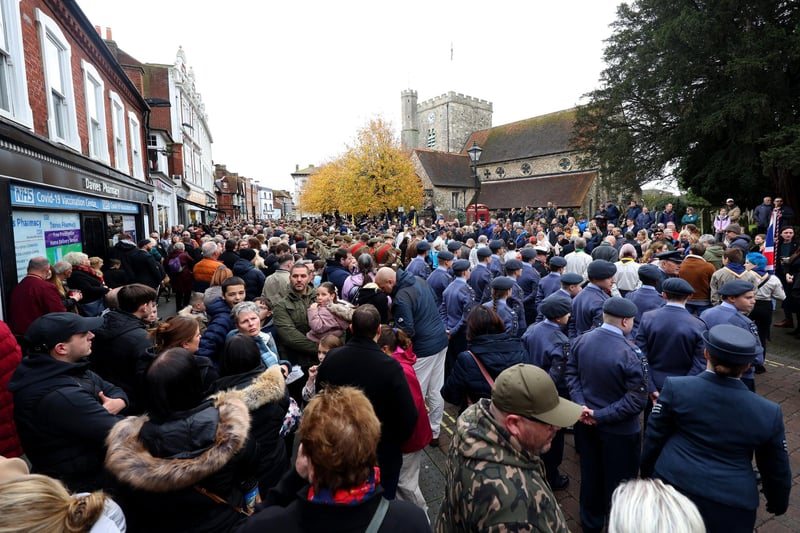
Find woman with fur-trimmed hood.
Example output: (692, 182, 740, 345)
(215, 334, 292, 494)
(105, 348, 259, 533)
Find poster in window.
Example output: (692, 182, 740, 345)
(12, 211, 82, 281)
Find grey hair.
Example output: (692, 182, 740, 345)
(63, 252, 88, 267)
(230, 301, 261, 323)
(52, 261, 72, 275)
(608, 479, 705, 533)
(201, 241, 218, 258)
(698, 234, 716, 245)
(173, 242, 185, 251)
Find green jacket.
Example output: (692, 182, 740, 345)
(273, 286, 318, 366)
(437, 399, 570, 533)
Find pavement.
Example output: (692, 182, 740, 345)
(156, 292, 800, 531)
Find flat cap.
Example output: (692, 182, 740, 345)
(703, 324, 762, 365)
(718, 279, 755, 297)
(587, 259, 617, 280)
(539, 294, 572, 319)
(452, 259, 471, 273)
(561, 272, 584, 285)
(661, 277, 695, 295)
(602, 296, 638, 318)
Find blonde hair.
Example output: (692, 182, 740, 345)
(608, 478, 705, 533)
(0, 474, 107, 533)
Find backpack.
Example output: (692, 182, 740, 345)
(168, 255, 183, 274)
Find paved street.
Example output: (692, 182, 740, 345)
(419, 311, 800, 531)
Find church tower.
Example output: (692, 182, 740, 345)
(401, 89, 419, 152)
(414, 91, 492, 153)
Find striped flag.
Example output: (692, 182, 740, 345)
(765, 209, 778, 273)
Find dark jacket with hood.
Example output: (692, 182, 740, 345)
(441, 332, 528, 411)
(391, 268, 448, 358)
(90, 309, 154, 414)
(197, 296, 234, 363)
(728, 234, 753, 253)
(105, 392, 258, 533)
(111, 239, 137, 283)
(323, 259, 350, 295)
(9, 351, 127, 492)
(232, 257, 266, 301)
(213, 365, 290, 494)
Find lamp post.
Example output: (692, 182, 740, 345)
(467, 140, 483, 222)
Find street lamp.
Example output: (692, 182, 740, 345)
(467, 141, 483, 222)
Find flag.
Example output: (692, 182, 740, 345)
(765, 208, 778, 273)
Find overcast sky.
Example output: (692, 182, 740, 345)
(76, 0, 622, 192)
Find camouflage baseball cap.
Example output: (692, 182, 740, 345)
(492, 364, 582, 427)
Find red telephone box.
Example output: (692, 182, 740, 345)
(466, 204, 489, 224)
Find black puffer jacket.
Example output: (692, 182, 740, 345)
(8, 353, 127, 492)
(232, 258, 266, 301)
(105, 392, 258, 533)
(213, 365, 290, 494)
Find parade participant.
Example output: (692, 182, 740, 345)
(624, 264, 666, 337)
(641, 324, 791, 533)
(745, 252, 784, 371)
(566, 297, 648, 533)
(467, 247, 493, 298)
(406, 240, 432, 279)
(427, 250, 454, 307)
(487, 240, 505, 278)
(440, 259, 476, 376)
(518, 247, 542, 323)
(438, 363, 581, 532)
(481, 276, 524, 337)
(709, 248, 758, 306)
(570, 259, 617, 338)
(536, 255, 567, 306)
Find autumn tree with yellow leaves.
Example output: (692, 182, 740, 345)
(298, 118, 423, 216)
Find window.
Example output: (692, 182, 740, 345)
(147, 134, 157, 148)
(0, 0, 30, 126)
(108, 91, 128, 172)
(36, 9, 78, 148)
(81, 60, 108, 163)
(128, 112, 144, 179)
(426, 128, 436, 148)
(451, 192, 459, 210)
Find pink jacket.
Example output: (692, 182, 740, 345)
(306, 301, 353, 343)
(392, 346, 433, 453)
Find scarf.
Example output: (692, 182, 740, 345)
(725, 262, 746, 275)
(307, 467, 380, 505)
(74, 265, 104, 284)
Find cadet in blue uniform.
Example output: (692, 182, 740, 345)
(488, 239, 504, 278)
(482, 276, 522, 337)
(518, 248, 542, 324)
(624, 264, 665, 337)
(522, 294, 573, 490)
(536, 256, 567, 309)
(566, 297, 648, 533)
(641, 324, 791, 533)
(700, 279, 762, 391)
(406, 240, 431, 279)
(570, 260, 616, 338)
(468, 247, 493, 299)
(534, 272, 582, 324)
(446, 239, 463, 259)
(427, 250, 454, 307)
(440, 259, 476, 377)
(635, 277, 705, 426)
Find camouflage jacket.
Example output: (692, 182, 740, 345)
(437, 399, 570, 533)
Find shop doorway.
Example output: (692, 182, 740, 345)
(82, 214, 107, 260)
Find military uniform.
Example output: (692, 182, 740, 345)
(406, 256, 430, 280)
(518, 262, 541, 324)
(700, 303, 763, 389)
(570, 283, 608, 338)
(536, 272, 562, 308)
(624, 285, 665, 337)
(440, 277, 476, 375)
(482, 298, 523, 337)
(427, 266, 453, 308)
(437, 399, 570, 533)
(468, 263, 492, 300)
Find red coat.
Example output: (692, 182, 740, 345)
(0, 320, 23, 457)
(392, 346, 432, 453)
(8, 275, 66, 336)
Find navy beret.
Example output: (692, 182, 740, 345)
(661, 277, 695, 295)
(703, 324, 762, 365)
(491, 276, 515, 290)
(504, 259, 523, 272)
(489, 239, 504, 251)
(602, 297, 638, 318)
(447, 241, 462, 251)
(638, 264, 661, 282)
(477, 247, 492, 258)
(549, 256, 567, 268)
(587, 259, 617, 280)
(452, 259, 471, 273)
(437, 250, 454, 261)
(416, 240, 431, 252)
(655, 250, 683, 263)
(718, 279, 755, 297)
(561, 273, 584, 285)
(521, 248, 537, 260)
(540, 294, 572, 319)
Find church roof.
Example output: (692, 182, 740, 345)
(478, 171, 596, 209)
(464, 108, 577, 165)
(413, 149, 474, 188)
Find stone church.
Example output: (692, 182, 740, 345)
(402, 90, 600, 220)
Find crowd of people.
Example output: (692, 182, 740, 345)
(0, 194, 794, 532)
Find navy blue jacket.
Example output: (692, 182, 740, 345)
(439, 278, 476, 336)
(406, 256, 431, 280)
(571, 283, 608, 338)
(567, 325, 648, 435)
(392, 269, 448, 358)
(625, 286, 665, 338)
(323, 260, 350, 295)
(468, 263, 492, 301)
(635, 304, 705, 392)
(522, 320, 570, 394)
(642, 372, 790, 513)
(427, 267, 453, 307)
(197, 296, 233, 362)
(441, 333, 527, 410)
(700, 303, 763, 381)
(232, 258, 266, 301)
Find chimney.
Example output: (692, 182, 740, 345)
(295, 164, 299, 172)
(105, 27, 112, 41)
(94, 25, 101, 36)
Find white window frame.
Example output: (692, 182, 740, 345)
(36, 9, 79, 149)
(108, 91, 128, 173)
(80, 60, 109, 163)
(128, 111, 144, 179)
(0, 0, 31, 126)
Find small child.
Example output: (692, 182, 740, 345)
(302, 334, 342, 402)
(306, 282, 353, 342)
(378, 326, 431, 514)
(178, 292, 208, 333)
(253, 296, 276, 339)
(312, 259, 326, 288)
